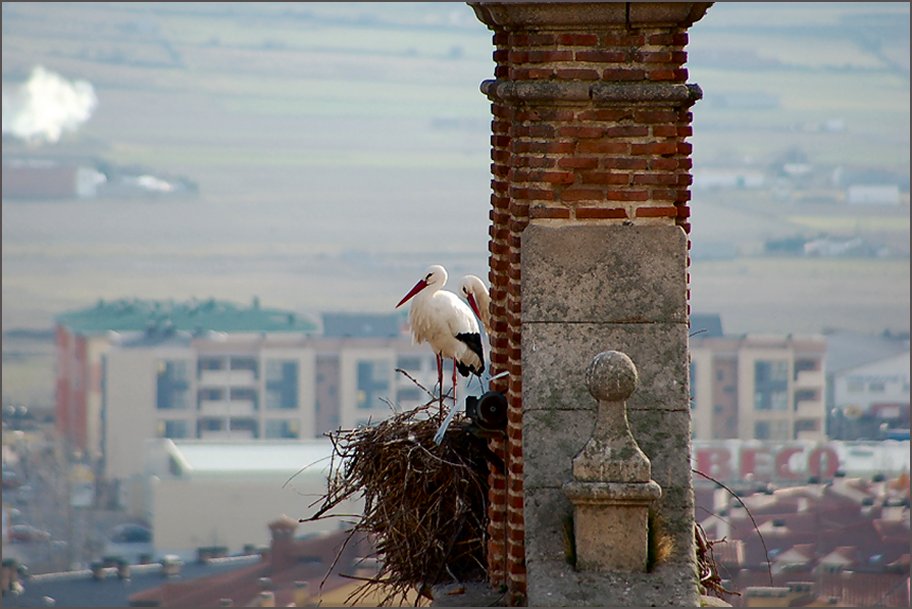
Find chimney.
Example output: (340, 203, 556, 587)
(470, 2, 712, 604)
(267, 514, 299, 573)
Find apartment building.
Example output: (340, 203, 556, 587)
(100, 312, 459, 481)
(690, 334, 827, 442)
(55, 298, 317, 464)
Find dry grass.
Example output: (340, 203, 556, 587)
(304, 395, 492, 607)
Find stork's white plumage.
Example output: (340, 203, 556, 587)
(396, 265, 485, 409)
(458, 274, 491, 334)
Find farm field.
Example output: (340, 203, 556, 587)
(2, 2, 909, 344)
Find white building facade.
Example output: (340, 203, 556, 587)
(690, 335, 827, 442)
(102, 331, 463, 481)
(830, 351, 910, 440)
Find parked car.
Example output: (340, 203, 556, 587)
(2, 468, 23, 490)
(108, 523, 152, 543)
(8, 524, 51, 543)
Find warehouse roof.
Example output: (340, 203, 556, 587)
(55, 297, 317, 334)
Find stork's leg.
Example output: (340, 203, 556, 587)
(436, 353, 444, 414)
(452, 359, 458, 408)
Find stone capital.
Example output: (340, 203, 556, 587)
(470, 2, 713, 31)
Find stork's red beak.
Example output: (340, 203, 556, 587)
(396, 279, 428, 308)
(466, 293, 481, 320)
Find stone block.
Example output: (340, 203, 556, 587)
(524, 487, 575, 564)
(523, 409, 593, 490)
(522, 322, 690, 412)
(629, 409, 694, 486)
(521, 224, 687, 324)
(526, 557, 700, 607)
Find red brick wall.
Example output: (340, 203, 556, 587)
(475, 3, 710, 604)
(55, 325, 91, 455)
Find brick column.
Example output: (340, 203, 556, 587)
(470, 3, 712, 605)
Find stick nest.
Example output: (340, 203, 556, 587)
(306, 400, 492, 606)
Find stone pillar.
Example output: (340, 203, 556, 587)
(469, 2, 712, 605)
(563, 351, 662, 572)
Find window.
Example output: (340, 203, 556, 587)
(754, 360, 788, 411)
(230, 387, 259, 409)
(197, 418, 224, 437)
(230, 418, 259, 437)
(156, 360, 190, 409)
(398, 386, 424, 404)
(396, 356, 421, 371)
(847, 380, 864, 393)
(266, 360, 298, 409)
(793, 358, 819, 379)
(357, 360, 389, 410)
(868, 381, 886, 393)
(198, 387, 224, 402)
(754, 420, 789, 440)
(159, 420, 189, 439)
(265, 419, 300, 439)
(794, 389, 819, 403)
(198, 356, 226, 375)
(795, 419, 819, 434)
(230, 356, 259, 377)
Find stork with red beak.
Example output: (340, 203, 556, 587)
(396, 265, 485, 411)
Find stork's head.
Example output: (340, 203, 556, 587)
(458, 274, 485, 320)
(396, 264, 447, 308)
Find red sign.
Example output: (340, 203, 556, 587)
(693, 444, 840, 482)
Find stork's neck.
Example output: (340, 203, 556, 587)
(416, 282, 442, 301)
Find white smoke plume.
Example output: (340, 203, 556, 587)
(2, 65, 98, 144)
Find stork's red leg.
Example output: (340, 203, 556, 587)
(452, 359, 458, 408)
(436, 353, 444, 415)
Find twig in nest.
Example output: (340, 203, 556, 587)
(693, 468, 773, 591)
(303, 396, 491, 607)
(695, 522, 740, 599)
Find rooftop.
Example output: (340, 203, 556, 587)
(321, 312, 403, 338)
(2, 555, 260, 608)
(55, 297, 317, 335)
(151, 439, 336, 477)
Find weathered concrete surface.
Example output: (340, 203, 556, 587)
(522, 224, 687, 325)
(525, 559, 700, 607)
(522, 224, 697, 606)
(431, 582, 506, 607)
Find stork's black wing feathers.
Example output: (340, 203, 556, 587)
(454, 332, 485, 377)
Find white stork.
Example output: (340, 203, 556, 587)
(458, 274, 491, 334)
(396, 265, 485, 410)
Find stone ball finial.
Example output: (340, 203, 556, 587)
(585, 350, 638, 402)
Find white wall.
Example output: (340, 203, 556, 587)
(834, 351, 911, 415)
(149, 472, 361, 557)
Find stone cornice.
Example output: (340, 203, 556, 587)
(470, 2, 714, 31)
(481, 78, 703, 105)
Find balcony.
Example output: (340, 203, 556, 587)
(795, 399, 824, 418)
(198, 399, 258, 417)
(795, 428, 824, 442)
(794, 369, 824, 388)
(197, 429, 256, 441)
(197, 369, 257, 386)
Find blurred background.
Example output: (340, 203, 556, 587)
(1, 2, 909, 604)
